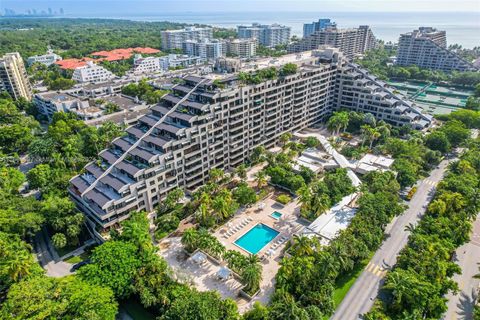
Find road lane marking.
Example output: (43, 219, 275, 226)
(423, 179, 438, 187)
(364, 262, 389, 278)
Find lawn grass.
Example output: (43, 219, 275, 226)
(332, 253, 374, 308)
(64, 252, 90, 264)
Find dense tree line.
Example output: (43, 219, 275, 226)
(0, 100, 124, 317)
(267, 171, 404, 318)
(0, 94, 123, 247)
(358, 48, 480, 87)
(366, 139, 480, 319)
(0, 18, 188, 59)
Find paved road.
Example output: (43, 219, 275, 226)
(331, 159, 450, 320)
(443, 215, 480, 320)
(34, 227, 72, 278)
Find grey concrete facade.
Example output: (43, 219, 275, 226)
(288, 26, 376, 59)
(396, 27, 478, 72)
(69, 49, 431, 237)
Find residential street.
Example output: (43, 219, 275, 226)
(443, 215, 480, 320)
(331, 159, 450, 320)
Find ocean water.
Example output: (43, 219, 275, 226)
(115, 11, 479, 47)
(2, 0, 479, 48)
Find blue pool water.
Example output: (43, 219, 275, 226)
(271, 211, 283, 220)
(234, 224, 280, 254)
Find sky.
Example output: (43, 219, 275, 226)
(2, 0, 480, 13)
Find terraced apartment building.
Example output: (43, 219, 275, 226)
(69, 48, 431, 237)
(396, 27, 478, 72)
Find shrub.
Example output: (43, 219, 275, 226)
(276, 194, 291, 205)
(154, 214, 180, 240)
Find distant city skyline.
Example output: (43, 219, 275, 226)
(2, 0, 480, 13)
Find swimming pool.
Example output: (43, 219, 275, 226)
(234, 224, 280, 254)
(271, 211, 282, 220)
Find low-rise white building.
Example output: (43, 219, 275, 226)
(351, 154, 394, 175)
(72, 61, 115, 84)
(34, 91, 145, 123)
(34, 92, 89, 121)
(159, 54, 203, 69)
(132, 54, 163, 74)
(27, 49, 62, 66)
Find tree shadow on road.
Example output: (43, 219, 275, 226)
(455, 287, 477, 320)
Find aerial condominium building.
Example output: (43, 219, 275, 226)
(161, 27, 213, 51)
(182, 39, 226, 60)
(69, 48, 431, 237)
(396, 27, 478, 72)
(303, 18, 336, 37)
(237, 23, 291, 48)
(0, 52, 33, 101)
(227, 39, 257, 58)
(288, 25, 376, 59)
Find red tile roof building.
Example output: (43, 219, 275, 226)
(55, 47, 161, 70)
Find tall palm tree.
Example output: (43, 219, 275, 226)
(291, 235, 314, 256)
(242, 261, 262, 294)
(181, 228, 198, 253)
(369, 128, 381, 149)
(327, 111, 349, 136)
(360, 125, 374, 147)
(235, 164, 247, 180)
(279, 132, 292, 148)
(212, 196, 230, 223)
(311, 193, 330, 218)
(254, 171, 267, 189)
(196, 202, 212, 227)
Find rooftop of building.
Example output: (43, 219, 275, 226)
(35, 91, 78, 101)
(55, 47, 161, 70)
(206, 49, 340, 80)
(162, 26, 212, 33)
(402, 27, 445, 37)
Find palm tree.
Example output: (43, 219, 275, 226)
(208, 241, 225, 259)
(279, 132, 292, 147)
(235, 164, 247, 180)
(369, 128, 381, 149)
(242, 258, 262, 294)
(311, 193, 330, 218)
(291, 235, 314, 256)
(209, 168, 224, 184)
(195, 202, 212, 227)
(211, 196, 231, 223)
(327, 111, 349, 136)
(360, 124, 374, 147)
(297, 185, 312, 212)
(254, 171, 267, 189)
(181, 228, 198, 253)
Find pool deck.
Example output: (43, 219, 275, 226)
(212, 195, 307, 312)
(157, 193, 307, 313)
